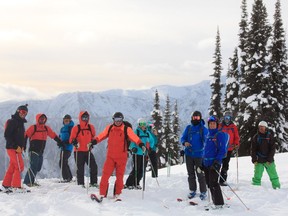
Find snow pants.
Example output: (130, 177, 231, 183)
(252, 162, 280, 189)
(99, 155, 127, 197)
(2, 149, 24, 188)
(125, 154, 148, 187)
(23, 151, 43, 185)
(204, 166, 224, 205)
(220, 151, 233, 183)
(186, 156, 207, 193)
(74, 151, 98, 185)
(59, 150, 73, 181)
(149, 150, 158, 177)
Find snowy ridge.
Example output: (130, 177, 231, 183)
(0, 81, 211, 179)
(1, 153, 288, 216)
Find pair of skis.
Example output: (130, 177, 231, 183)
(90, 194, 122, 203)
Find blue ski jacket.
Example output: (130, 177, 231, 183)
(129, 127, 155, 156)
(180, 120, 208, 158)
(203, 128, 228, 167)
(59, 120, 74, 152)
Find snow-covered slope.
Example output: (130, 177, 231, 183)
(0, 153, 287, 216)
(0, 81, 211, 179)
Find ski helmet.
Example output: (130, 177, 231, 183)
(223, 110, 232, 125)
(208, 115, 219, 127)
(258, 121, 268, 128)
(112, 112, 124, 120)
(137, 118, 147, 127)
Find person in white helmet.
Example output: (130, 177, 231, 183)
(251, 121, 280, 189)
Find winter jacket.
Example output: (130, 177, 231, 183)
(4, 113, 27, 150)
(25, 113, 59, 154)
(251, 130, 275, 164)
(180, 120, 208, 158)
(129, 127, 155, 155)
(219, 122, 240, 151)
(203, 128, 228, 167)
(59, 120, 74, 152)
(69, 111, 96, 152)
(96, 123, 142, 159)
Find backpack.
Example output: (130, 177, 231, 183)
(107, 121, 132, 151)
(75, 124, 93, 138)
(30, 125, 48, 138)
(187, 124, 205, 144)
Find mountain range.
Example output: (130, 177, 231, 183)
(0, 80, 211, 179)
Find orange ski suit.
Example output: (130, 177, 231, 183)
(96, 123, 142, 196)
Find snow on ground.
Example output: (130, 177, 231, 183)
(1, 153, 288, 216)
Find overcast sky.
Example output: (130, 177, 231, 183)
(0, 0, 287, 102)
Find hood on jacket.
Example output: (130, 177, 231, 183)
(36, 113, 47, 125)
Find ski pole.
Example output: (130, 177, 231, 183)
(60, 150, 64, 182)
(236, 148, 239, 187)
(142, 153, 146, 200)
(135, 153, 137, 188)
(147, 153, 160, 187)
(87, 149, 91, 194)
(28, 151, 39, 185)
(215, 168, 249, 210)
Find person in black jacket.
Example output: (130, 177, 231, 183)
(251, 121, 280, 189)
(1, 105, 28, 193)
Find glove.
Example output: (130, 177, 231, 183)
(131, 147, 138, 153)
(180, 150, 185, 156)
(72, 139, 79, 149)
(87, 142, 93, 150)
(57, 141, 64, 148)
(212, 161, 221, 170)
(91, 139, 97, 146)
(16, 146, 22, 153)
(139, 143, 146, 153)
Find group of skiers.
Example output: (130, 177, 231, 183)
(1, 104, 281, 208)
(180, 110, 281, 208)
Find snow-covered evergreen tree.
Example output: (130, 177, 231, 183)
(209, 27, 223, 118)
(238, 0, 272, 156)
(171, 100, 180, 164)
(266, 0, 288, 151)
(150, 90, 164, 168)
(223, 47, 240, 116)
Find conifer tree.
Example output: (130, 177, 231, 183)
(171, 101, 180, 164)
(223, 48, 240, 115)
(209, 27, 223, 118)
(266, 0, 288, 151)
(238, 0, 272, 156)
(151, 90, 165, 168)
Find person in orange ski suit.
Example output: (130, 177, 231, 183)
(93, 112, 145, 199)
(69, 111, 98, 187)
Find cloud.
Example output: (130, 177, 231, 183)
(0, 83, 53, 102)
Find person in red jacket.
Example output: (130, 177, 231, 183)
(23, 113, 63, 187)
(1, 105, 28, 193)
(92, 112, 145, 201)
(218, 111, 240, 186)
(69, 111, 98, 187)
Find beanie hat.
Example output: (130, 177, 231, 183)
(258, 121, 268, 127)
(63, 114, 72, 119)
(191, 111, 202, 119)
(191, 111, 202, 126)
(17, 104, 28, 112)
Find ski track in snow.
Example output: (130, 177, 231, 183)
(1, 153, 288, 216)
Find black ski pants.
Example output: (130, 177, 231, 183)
(74, 151, 98, 185)
(204, 166, 224, 205)
(220, 151, 233, 183)
(125, 154, 148, 187)
(59, 150, 73, 181)
(149, 150, 158, 178)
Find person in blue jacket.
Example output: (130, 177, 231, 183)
(124, 118, 155, 189)
(180, 111, 208, 200)
(203, 115, 228, 208)
(58, 114, 74, 182)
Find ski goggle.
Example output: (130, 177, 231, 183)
(192, 116, 201, 121)
(18, 110, 28, 116)
(81, 115, 89, 121)
(114, 117, 123, 122)
(224, 116, 231, 121)
(139, 122, 147, 127)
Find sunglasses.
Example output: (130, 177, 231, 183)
(19, 110, 28, 116)
(114, 117, 123, 122)
(81, 115, 89, 121)
(192, 116, 201, 120)
(139, 122, 147, 127)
